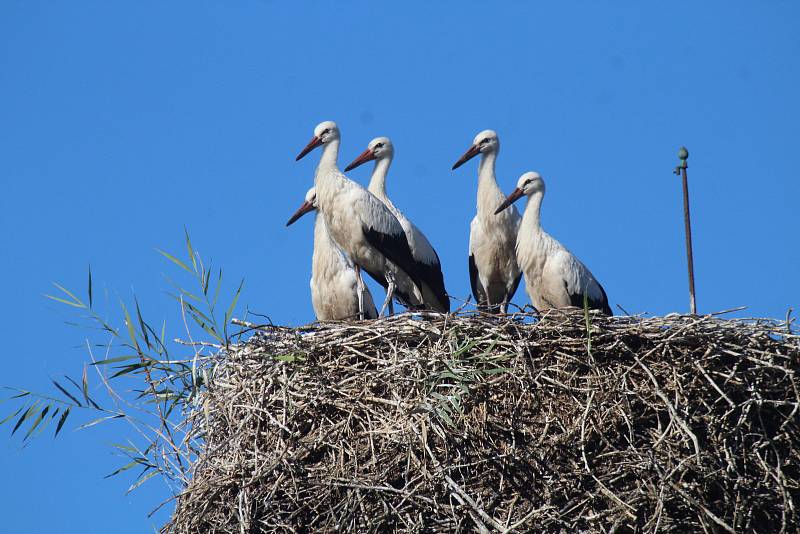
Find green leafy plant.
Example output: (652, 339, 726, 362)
(1, 230, 244, 495)
(418, 335, 512, 429)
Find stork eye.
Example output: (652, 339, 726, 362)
(480, 138, 489, 145)
(321, 129, 330, 135)
(375, 143, 384, 148)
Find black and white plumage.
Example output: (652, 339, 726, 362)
(295, 121, 425, 315)
(452, 130, 522, 313)
(344, 136, 449, 313)
(495, 172, 612, 315)
(286, 187, 378, 321)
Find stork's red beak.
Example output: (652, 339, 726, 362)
(344, 148, 376, 172)
(286, 200, 316, 226)
(296, 135, 323, 161)
(494, 187, 524, 215)
(452, 144, 481, 170)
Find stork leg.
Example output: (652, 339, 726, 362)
(354, 264, 365, 320)
(380, 270, 396, 317)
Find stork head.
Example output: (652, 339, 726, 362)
(452, 129, 499, 170)
(494, 172, 544, 214)
(296, 121, 340, 161)
(286, 187, 318, 226)
(344, 136, 394, 172)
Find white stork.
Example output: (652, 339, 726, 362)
(495, 172, 612, 315)
(344, 136, 450, 313)
(295, 121, 425, 316)
(452, 130, 522, 313)
(286, 187, 378, 321)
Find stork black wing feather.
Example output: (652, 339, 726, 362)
(506, 272, 522, 309)
(413, 256, 450, 312)
(362, 225, 425, 308)
(567, 281, 613, 316)
(468, 254, 490, 311)
(596, 282, 613, 316)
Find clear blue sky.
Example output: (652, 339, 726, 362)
(2, 2, 798, 532)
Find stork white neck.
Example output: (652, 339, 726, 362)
(476, 149, 504, 217)
(477, 148, 497, 179)
(367, 156, 393, 200)
(315, 138, 341, 180)
(520, 188, 544, 235)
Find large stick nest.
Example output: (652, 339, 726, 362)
(167, 310, 800, 533)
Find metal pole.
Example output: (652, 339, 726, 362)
(674, 147, 697, 314)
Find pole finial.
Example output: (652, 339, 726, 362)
(674, 146, 689, 174)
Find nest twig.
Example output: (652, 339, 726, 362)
(166, 310, 800, 533)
